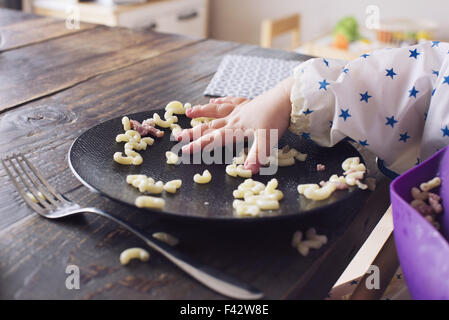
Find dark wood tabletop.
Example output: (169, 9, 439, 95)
(0, 8, 391, 300)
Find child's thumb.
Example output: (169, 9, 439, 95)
(244, 129, 272, 174)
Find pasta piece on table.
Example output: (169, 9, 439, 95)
(256, 199, 279, 210)
(122, 116, 131, 131)
(165, 101, 186, 115)
(190, 117, 215, 128)
(234, 204, 261, 217)
(292, 228, 328, 257)
(166, 151, 179, 165)
(141, 137, 154, 146)
(146, 181, 164, 194)
(119, 248, 150, 265)
(152, 232, 179, 246)
(135, 196, 165, 209)
(170, 123, 182, 135)
(342, 157, 360, 171)
(232, 178, 282, 217)
(153, 113, 175, 128)
(114, 152, 137, 165)
(303, 183, 336, 201)
(236, 165, 252, 178)
(164, 110, 178, 123)
(193, 170, 212, 184)
(163, 179, 182, 193)
(226, 163, 238, 177)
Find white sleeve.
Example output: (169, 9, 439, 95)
(289, 41, 449, 174)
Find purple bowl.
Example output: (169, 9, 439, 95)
(390, 145, 449, 299)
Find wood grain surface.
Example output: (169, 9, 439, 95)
(0, 24, 200, 113)
(0, 8, 37, 27)
(0, 15, 97, 52)
(0, 9, 391, 300)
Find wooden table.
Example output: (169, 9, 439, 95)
(0, 8, 391, 300)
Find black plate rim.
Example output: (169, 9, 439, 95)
(68, 111, 368, 223)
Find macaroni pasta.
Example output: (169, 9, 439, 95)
(122, 116, 131, 131)
(119, 247, 150, 265)
(135, 195, 165, 209)
(165, 151, 179, 165)
(163, 179, 182, 193)
(165, 101, 186, 115)
(291, 228, 328, 257)
(152, 232, 179, 246)
(232, 178, 283, 217)
(193, 170, 212, 184)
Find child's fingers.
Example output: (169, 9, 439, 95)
(175, 123, 210, 141)
(185, 103, 235, 119)
(209, 97, 235, 104)
(209, 97, 223, 104)
(244, 129, 272, 174)
(210, 97, 249, 105)
(230, 97, 250, 105)
(175, 119, 226, 141)
(209, 118, 227, 130)
(181, 129, 225, 154)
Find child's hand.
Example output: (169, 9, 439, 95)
(177, 77, 294, 173)
(185, 96, 250, 120)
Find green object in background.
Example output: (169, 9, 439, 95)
(334, 16, 360, 43)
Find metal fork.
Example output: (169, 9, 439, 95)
(1, 154, 263, 300)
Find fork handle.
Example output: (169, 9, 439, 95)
(83, 207, 263, 300)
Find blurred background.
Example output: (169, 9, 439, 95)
(1, 0, 447, 60)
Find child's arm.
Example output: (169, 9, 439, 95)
(290, 41, 449, 174)
(179, 42, 449, 175)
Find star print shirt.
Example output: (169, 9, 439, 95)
(289, 41, 449, 174)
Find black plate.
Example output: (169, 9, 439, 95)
(69, 110, 367, 222)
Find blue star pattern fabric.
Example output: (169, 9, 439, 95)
(385, 115, 398, 128)
(399, 132, 411, 143)
(339, 108, 351, 121)
(444, 76, 449, 85)
(409, 86, 419, 98)
(303, 108, 314, 115)
(360, 91, 372, 103)
(289, 42, 449, 174)
(319, 79, 330, 90)
(359, 139, 369, 146)
(409, 48, 420, 59)
(386, 68, 397, 79)
(442, 125, 449, 137)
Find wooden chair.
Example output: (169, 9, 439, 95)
(260, 13, 301, 50)
(21, 0, 33, 12)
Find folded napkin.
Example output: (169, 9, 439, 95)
(204, 55, 301, 99)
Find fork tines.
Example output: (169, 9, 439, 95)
(1, 154, 65, 213)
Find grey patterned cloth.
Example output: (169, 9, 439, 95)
(204, 55, 301, 99)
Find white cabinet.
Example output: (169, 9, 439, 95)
(32, 0, 209, 38)
(117, 0, 208, 37)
